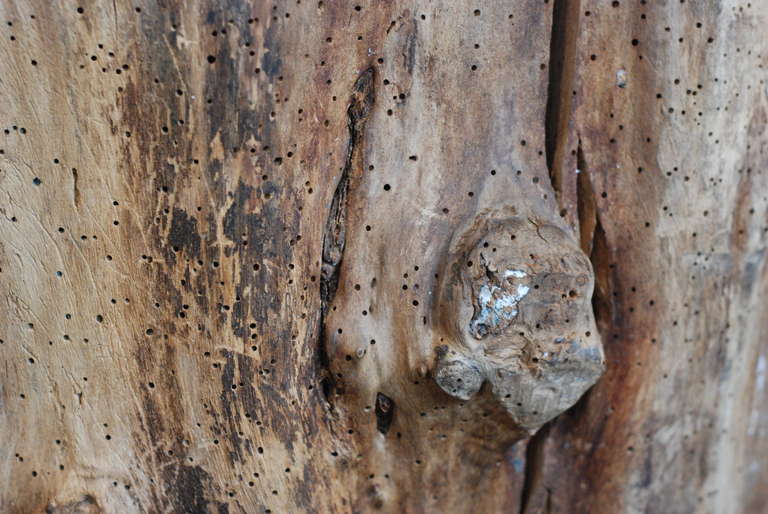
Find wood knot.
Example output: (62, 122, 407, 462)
(434, 349, 484, 400)
(433, 215, 605, 433)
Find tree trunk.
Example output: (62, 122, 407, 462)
(1, 1, 767, 513)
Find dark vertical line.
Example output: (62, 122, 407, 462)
(545, 0, 569, 178)
(576, 141, 597, 255)
(72, 168, 80, 208)
(521, 2, 581, 511)
(589, 215, 613, 331)
(544, 0, 581, 207)
(575, 141, 613, 327)
(519, 424, 551, 514)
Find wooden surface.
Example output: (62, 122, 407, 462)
(1, 1, 767, 513)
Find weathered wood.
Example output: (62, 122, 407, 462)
(1, 1, 766, 513)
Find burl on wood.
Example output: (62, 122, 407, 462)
(434, 213, 603, 435)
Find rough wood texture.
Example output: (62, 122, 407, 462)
(1, 1, 766, 513)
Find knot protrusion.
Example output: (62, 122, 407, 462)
(434, 350, 484, 400)
(433, 214, 605, 434)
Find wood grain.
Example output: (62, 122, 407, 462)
(1, 1, 766, 513)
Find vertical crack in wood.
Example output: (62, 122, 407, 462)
(576, 141, 597, 256)
(72, 167, 81, 209)
(519, 2, 585, 511)
(519, 424, 551, 514)
(575, 141, 613, 329)
(544, 0, 580, 208)
(589, 217, 612, 330)
(317, 67, 375, 403)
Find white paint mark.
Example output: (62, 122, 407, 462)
(616, 69, 627, 88)
(471, 270, 530, 338)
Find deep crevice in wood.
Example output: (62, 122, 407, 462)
(576, 141, 597, 256)
(544, 0, 579, 205)
(544, 0, 567, 182)
(318, 67, 375, 403)
(517, 6, 587, 508)
(575, 141, 612, 328)
(518, 424, 551, 514)
(375, 392, 395, 435)
(71, 168, 80, 209)
(589, 218, 612, 331)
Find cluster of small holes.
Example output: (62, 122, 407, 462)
(0, 1, 766, 512)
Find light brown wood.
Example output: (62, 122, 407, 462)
(1, 1, 767, 513)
